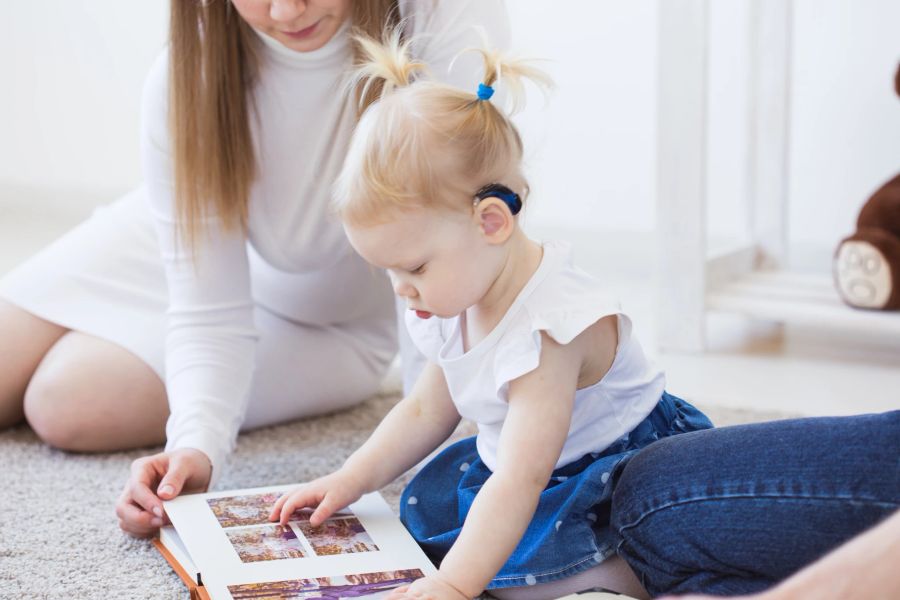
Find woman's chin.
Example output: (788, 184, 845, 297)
(276, 18, 341, 52)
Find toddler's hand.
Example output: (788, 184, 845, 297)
(386, 574, 471, 600)
(268, 469, 367, 527)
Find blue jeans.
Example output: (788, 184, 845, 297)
(610, 411, 900, 597)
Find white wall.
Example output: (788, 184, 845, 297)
(0, 1, 168, 199)
(790, 0, 900, 250)
(2, 1, 899, 265)
(513, 0, 900, 261)
(510, 0, 658, 234)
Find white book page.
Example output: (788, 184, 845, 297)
(164, 484, 436, 599)
(159, 526, 198, 583)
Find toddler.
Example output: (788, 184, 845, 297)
(269, 29, 713, 600)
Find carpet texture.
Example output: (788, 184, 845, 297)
(0, 393, 792, 599)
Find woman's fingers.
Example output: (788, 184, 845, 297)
(115, 498, 160, 538)
(116, 455, 167, 537)
(156, 458, 190, 500)
(131, 474, 165, 520)
(158, 449, 212, 499)
(117, 450, 212, 538)
(115, 482, 162, 538)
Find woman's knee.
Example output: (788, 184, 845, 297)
(611, 432, 705, 531)
(23, 333, 166, 451)
(244, 322, 393, 430)
(241, 367, 382, 430)
(0, 300, 67, 425)
(23, 366, 89, 450)
(610, 432, 724, 595)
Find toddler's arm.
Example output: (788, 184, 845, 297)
(271, 362, 461, 525)
(343, 361, 461, 491)
(435, 331, 583, 597)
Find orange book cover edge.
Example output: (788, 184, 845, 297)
(152, 537, 212, 600)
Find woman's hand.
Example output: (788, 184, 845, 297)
(115, 448, 212, 538)
(386, 574, 471, 600)
(268, 468, 369, 527)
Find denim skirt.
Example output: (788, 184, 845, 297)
(400, 392, 713, 589)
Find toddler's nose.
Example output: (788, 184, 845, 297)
(392, 279, 417, 299)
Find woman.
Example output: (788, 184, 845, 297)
(0, 0, 509, 537)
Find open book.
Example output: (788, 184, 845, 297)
(154, 483, 436, 599)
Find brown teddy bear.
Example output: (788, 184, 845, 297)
(833, 64, 900, 311)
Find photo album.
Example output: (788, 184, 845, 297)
(153, 483, 436, 600)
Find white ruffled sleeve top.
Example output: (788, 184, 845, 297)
(139, 0, 511, 480)
(405, 241, 666, 472)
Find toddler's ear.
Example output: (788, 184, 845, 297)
(477, 199, 514, 242)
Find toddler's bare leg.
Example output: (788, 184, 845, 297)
(0, 300, 68, 429)
(487, 555, 649, 600)
(23, 331, 168, 451)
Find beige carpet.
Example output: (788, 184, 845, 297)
(0, 393, 793, 599)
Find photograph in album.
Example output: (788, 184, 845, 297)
(228, 569, 426, 600)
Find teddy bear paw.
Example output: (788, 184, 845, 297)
(834, 240, 893, 309)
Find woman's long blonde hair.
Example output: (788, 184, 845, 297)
(333, 27, 552, 227)
(169, 0, 399, 247)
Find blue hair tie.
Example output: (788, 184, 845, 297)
(477, 82, 495, 101)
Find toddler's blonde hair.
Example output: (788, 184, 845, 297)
(333, 27, 552, 226)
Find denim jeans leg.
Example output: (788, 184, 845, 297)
(609, 411, 900, 597)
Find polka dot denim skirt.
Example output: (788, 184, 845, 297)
(400, 392, 713, 590)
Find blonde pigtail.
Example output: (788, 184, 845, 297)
(452, 28, 553, 116)
(348, 25, 429, 111)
